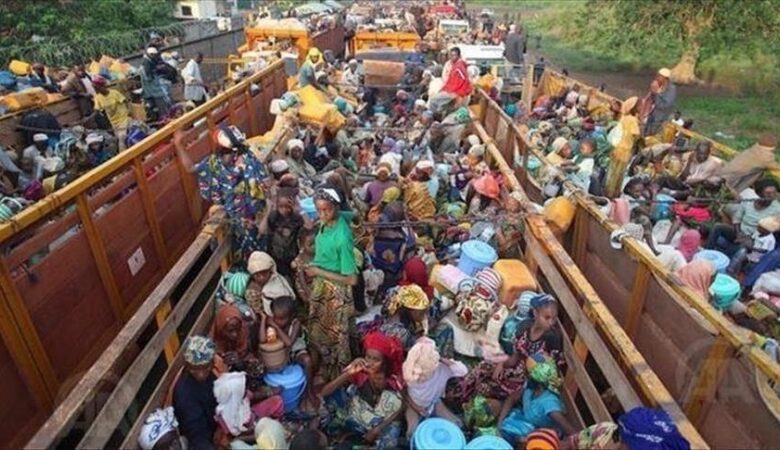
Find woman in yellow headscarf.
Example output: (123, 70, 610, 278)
(603, 96, 641, 198)
(379, 284, 431, 350)
(298, 47, 322, 88)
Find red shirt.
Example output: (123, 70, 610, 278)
(441, 58, 472, 97)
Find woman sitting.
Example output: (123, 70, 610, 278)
(212, 304, 257, 375)
(245, 251, 296, 317)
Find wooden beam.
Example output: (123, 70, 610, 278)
(26, 220, 222, 449)
(624, 264, 651, 339)
(571, 207, 589, 268)
(522, 62, 535, 112)
(172, 130, 203, 227)
(560, 321, 612, 423)
(245, 87, 258, 137)
(75, 194, 126, 324)
(77, 239, 228, 448)
(132, 159, 169, 270)
(683, 336, 735, 427)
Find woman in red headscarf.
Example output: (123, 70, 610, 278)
(319, 332, 404, 447)
(399, 256, 434, 300)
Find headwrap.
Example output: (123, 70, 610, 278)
(402, 336, 440, 383)
(759, 216, 780, 233)
(387, 284, 430, 316)
(525, 428, 560, 450)
(247, 251, 274, 275)
(399, 257, 433, 299)
(673, 260, 715, 301)
(676, 230, 701, 262)
(286, 138, 304, 152)
(473, 173, 500, 199)
(212, 304, 250, 357)
(551, 137, 568, 154)
(33, 133, 49, 143)
(382, 137, 396, 149)
(474, 267, 502, 300)
(91, 75, 108, 87)
(396, 89, 408, 99)
(214, 372, 251, 436)
(575, 422, 619, 450)
(183, 335, 215, 366)
(306, 47, 322, 63)
(468, 144, 486, 157)
(380, 186, 401, 204)
(526, 353, 561, 393)
(467, 134, 481, 147)
(269, 159, 289, 174)
(618, 407, 690, 450)
(516, 291, 537, 318)
(415, 160, 434, 172)
(138, 407, 178, 450)
(363, 332, 404, 381)
(316, 187, 341, 205)
(414, 99, 427, 108)
(255, 418, 288, 450)
(529, 293, 557, 317)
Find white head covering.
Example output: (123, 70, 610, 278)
(85, 133, 104, 145)
(319, 187, 341, 204)
(414, 99, 427, 109)
(269, 159, 289, 174)
(255, 418, 288, 450)
(551, 137, 569, 154)
(33, 133, 48, 143)
(146, 46, 159, 55)
(287, 138, 304, 151)
(42, 157, 64, 173)
(348, 59, 358, 66)
(467, 134, 481, 147)
(468, 144, 486, 157)
(415, 160, 434, 171)
(138, 407, 178, 450)
(214, 372, 252, 436)
(248, 251, 275, 275)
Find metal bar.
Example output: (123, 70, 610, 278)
(75, 194, 126, 323)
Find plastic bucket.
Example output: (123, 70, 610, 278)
(264, 364, 306, 412)
(299, 197, 318, 220)
(412, 418, 466, 450)
(259, 340, 289, 372)
(465, 435, 513, 450)
(457, 240, 498, 276)
(709, 273, 741, 311)
(694, 249, 730, 273)
(653, 194, 676, 221)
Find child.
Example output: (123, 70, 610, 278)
(291, 230, 316, 304)
(319, 332, 405, 449)
(498, 353, 577, 445)
(403, 337, 467, 439)
(727, 216, 779, 276)
(260, 296, 314, 406)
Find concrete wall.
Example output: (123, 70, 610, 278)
(125, 29, 245, 83)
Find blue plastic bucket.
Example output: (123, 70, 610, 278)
(299, 197, 318, 220)
(465, 435, 513, 450)
(653, 194, 675, 221)
(263, 364, 306, 412)
(457, 240, 498, 276)
(693, 249, 730, 273)
(709, 273, 741, 311)
(412, 418, 466, 450)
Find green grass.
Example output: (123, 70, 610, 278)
(676, 96, 780, 151)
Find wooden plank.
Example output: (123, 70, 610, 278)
(625, 263, 651, 338)
(119, 295, 215, 449)
(154, 300, 179, 364)
(683, 336, 735, 427)
(571, 207, 589, 268)
(5, 209, 80, 270)
(132, 159, 170, 271)
(26, 224, 218, 449)
(77, 239, 228, 448)
(560, 322, 612, 423)
(75, 194, 125, 324)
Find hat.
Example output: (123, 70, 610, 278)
(33, 133, 48, 143)
(286, 139, 304, 151)
(85, 133, 104, 145)
(658, 67, 671, 78)
(551, 137, 568, 154)
(374, 163, 392, 176)
(348, 58, 357, 65)
(621, 96, 639, 115)
(248, 251, 275, 275)
(183, 335, 215, 366)
(146, 46, 159, 55)
(269, 159, 289, 174)
(759, 216, 780, 233)
(415, 160, 434, 172)
(525, 428, 560, 450)
(473, 173, 500, 199)
(138, 407, 178, 450)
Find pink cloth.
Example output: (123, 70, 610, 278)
(674, 260, 715, 302)
(252, 395, 284, 419)
(610, 198, 630, 226)
(677, 229, 701, 262)
(672, 204, 711, 223)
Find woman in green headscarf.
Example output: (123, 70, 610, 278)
(298, 47, 323, 89)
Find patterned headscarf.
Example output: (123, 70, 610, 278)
(526, 353, 562, 393)
(529, 293, 557, 318)
(138, 407, 178, 450)
(575, 422, 619, 449)
(618, 407, 690, 450)
(526, 428, 560, 450)
(381, 186, 401, 204)
(386, 284, 430, 316)
(183, 335, 215, 366)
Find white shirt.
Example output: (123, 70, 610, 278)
(749, 232, 776, 263)
(340, 68, 360, 89)
(181, 59, 207, 102)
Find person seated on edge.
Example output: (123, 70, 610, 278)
(656, 141, 723, 199)
(621, 177, 652, 218)
(705, 178, 780, 258)
(173, 336, 218, 450)
(726, 216, 779, 277)
(714, 133, 779, 197)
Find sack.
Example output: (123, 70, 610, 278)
(455, 290, 492, 332)
(607, 122, 623, 148)
(0, 71, 17, 90)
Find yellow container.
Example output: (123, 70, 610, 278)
(543, 196, 577, 235)
(9, 60, 31, 76)
(493, 259, 538, 308)
(2, 88, 48, 112)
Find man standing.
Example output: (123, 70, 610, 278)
(141, 47, 170, 119)
(61, 65, 95, 118)
(339, 59, 360, 94)
(643, 67, 677, 136)
(182, 52, 208, 106)
(93, 77, 130, 151)
(504, 24, 526, 65)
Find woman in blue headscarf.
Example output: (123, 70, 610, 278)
(618, 407, 690, 450)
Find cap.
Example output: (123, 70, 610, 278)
(33, 133, 48, 143)
(658, 67, 671, 78)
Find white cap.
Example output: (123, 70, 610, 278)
(33, 133, 48, 143)
(269, 159, 289, 174)
(416, 160, 434, 171)
(85, 133, 104, 145)
(658, 67, 671, 78)
(467, 134, 480, 147)
(146, 46, 159, 55)
(287, 139, 304, 151)
(42, 157, 64, 173)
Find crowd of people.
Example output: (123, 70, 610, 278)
(131, 4, 708, 450)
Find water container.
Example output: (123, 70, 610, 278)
(543, 196, 576, 235)
(653, 194, 675, 221)
(457, 240, 498, 276)
(694, 249, 730, 273)
(299, 197, 318, 220)
(493, 259, 538, 307)
(263, 364, 306, 412)
(412, 418, 466, 450)
(710, 273, 741, 311)
(465, 435, 513, 450)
